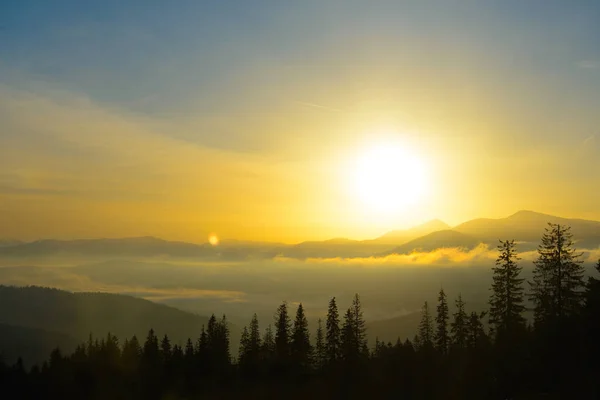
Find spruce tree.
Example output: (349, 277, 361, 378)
(341, 308, 356, 361)
(142, 329, 160, 364)
(451, 294, 468, 350)
(261, 324, 275, 361)
(350, 293, 368, 356)
(435, 289, 450, 354)
(160, 334, 172, 361)
(325, 297, 341, 364)
(238, 326, 249, 364)
(184, 338, 194, 360)
(217, 315, 231, 366)
(490, 240, 526, 335)
(291, 303, 312, 368)
(122, 335, 141, 372)
(467, 312, 487, 349)
(197, 325, 208, 355)
(248, 313, 262, 364)
(274, 301, 291, 361)
(529, 223, 585, 325)
(315, 318, 326, 369)
(417, 301, 434, 349)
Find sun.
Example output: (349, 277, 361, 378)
(353, 143, 429, 214)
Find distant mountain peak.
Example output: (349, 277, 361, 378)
(376, 219, 450, 244)
(507, 210, 554, 220)
(413, 219, 450, 232)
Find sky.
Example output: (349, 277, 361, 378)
(1, 0, 599, 243)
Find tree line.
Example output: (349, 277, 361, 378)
(1, 223, 599, 399)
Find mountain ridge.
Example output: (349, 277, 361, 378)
(1, 211, 598, 259)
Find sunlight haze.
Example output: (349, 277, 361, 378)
(1, 1, 599, 243)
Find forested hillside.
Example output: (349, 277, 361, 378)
(1, 223, 599, 399)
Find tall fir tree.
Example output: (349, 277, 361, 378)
(248, 313, 262, 364)
(160, 334, 172, 361)
(217, 315, 231, 366)
(184, 338, 194, 360)
(261, 324, 275, 361)
(340, 295, 368, 362)
(529, 224, 585, 325)
(291, 303, 312, 368)
(197, 326, 208, 356)
(238, 326, 249, 364)
(142, 329, 160, 365)
(350, 293, 368, 356)
(341, 308, 356, 361)
(467, 312, 487, 349)
(325, 297, 341, 364)
(315, 318, 326, 369)
(122, 335, 141, 372)
(435, 289, 450, 354)
(490, 240, 526, 336)
(417, 301, 434, 349)
(451, 294, 468, 350)
(205, 315, 231, 370)
(274, 301, 291, 361)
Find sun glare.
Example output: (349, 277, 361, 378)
(208, 233, 219, 246)
(353, 143, 429, 214)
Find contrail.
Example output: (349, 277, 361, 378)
(294, 100, 344, 113)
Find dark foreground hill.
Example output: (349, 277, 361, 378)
(0, 323, 78, 367)
(0, 286, 238, 364)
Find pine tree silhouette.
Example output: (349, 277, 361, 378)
(490, 240, 526, 335)
(530, 224, 585, 325)
(325, 297, 341, 364)
(274, 301, 291, 363)
(315, 318, 326, 369)
(435, 289, 450, 354)
(417, 301, 434, 349)
(291, 303, 312, 369)
(451, 294, 468, 350)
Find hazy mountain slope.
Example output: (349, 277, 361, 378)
(0, 323, 79, 367)
(0, 237, 216, 258)
(1, 212, 597, 260)
(0, 240, 23, 248)
(367, 311, 422, 344)
(285, 219, 452, 258)
(454, 210, 600, 249)
(284, 238, 390, 259)
(387, 230, 481, 255)
(0, 286, 217, 345)
(373, 219, 451, 245)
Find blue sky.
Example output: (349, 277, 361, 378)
(3, 1, 599, 118)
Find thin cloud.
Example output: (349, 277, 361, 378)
(274, 244, 499, 267)
(273, 245, 594, 268)
(294, 100, 344, 113)
(0, 265, 247, 303)
(577, 60, 599, 69)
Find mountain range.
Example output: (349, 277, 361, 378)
(0, 211, 598, 259)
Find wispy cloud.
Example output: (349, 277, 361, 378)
(294, 100, 344, 113)
(273, 245, 599, 268)
(583, 135, 596, 145)
(0, 265, 247, 303)
(274, 244, 499, 267)
(577, 60, 599, 70)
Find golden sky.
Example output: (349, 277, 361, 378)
(1, 2, 599, 243)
